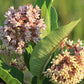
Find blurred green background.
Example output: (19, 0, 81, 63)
(0, 0, 84, 40)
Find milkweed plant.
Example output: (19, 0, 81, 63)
(0, 0, 83, 84)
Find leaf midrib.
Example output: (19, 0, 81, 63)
(39, 20, 80, 78)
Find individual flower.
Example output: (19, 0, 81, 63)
(43, 39, 84, 84)
(0, 4, 46, 54)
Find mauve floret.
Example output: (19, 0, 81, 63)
(43, 39, 84, 84)
(0, 4, 46, 54)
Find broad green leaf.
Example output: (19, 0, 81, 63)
(29, 19, 80, 78)
(51, 7, 58, 30)
(40, 2, 51, 38)
(0, 58, 24, 84)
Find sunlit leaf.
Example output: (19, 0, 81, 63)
(40, 2, 50, 38)
(0, 58, 24, 84)
(35, 0, 53, 38)
(29, 19, 80, 78)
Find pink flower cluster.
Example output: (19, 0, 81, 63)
(0, 4, 46, 54)
(44, 39, 84, 84)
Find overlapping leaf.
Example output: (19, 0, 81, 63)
(41, 4, 58, 38)
(23, 45, 33, 70)
(34, 0, 53, 9)
(29, 19, 80, 78)
(34, 0, 54, 38)
(40, 2, 50, 38)
(51, 7, 58, 30)
(0, 58, 24, 84)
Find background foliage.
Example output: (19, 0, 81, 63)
(0, 0, 84, 40)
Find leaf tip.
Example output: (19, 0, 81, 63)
(75, 18, 81, 24)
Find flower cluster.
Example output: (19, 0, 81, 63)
(9, 57, 25, 71)
(43, 39, 84, 84)
(0, 4, 46, 54)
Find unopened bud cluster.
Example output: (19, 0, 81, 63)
(0, 4, 46, 54)
(43, 39, 84, 84)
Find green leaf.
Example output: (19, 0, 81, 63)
(35, 0, 53, 38)
(29, 19, 80, 78)
(34, 0, 53, 9)
(45, 47, 62, 71)
(23, 45, 33, 70)
(0, 58, 24, 84)
(82, 40, 84, 46)
(23, 51, 30, 70)
(51, 7, 58, 30)
(46, 0, 53, 13)
(31, 76, 37, 84)
(43, 78, 53, 84)
(0, 39, 3, 45)
(26, 45, 33, 54)
(73, 40, 84, 46)
(34, 0, 45, 8)
(40, 2, 51, 38)
(78, 79, 84, 84)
